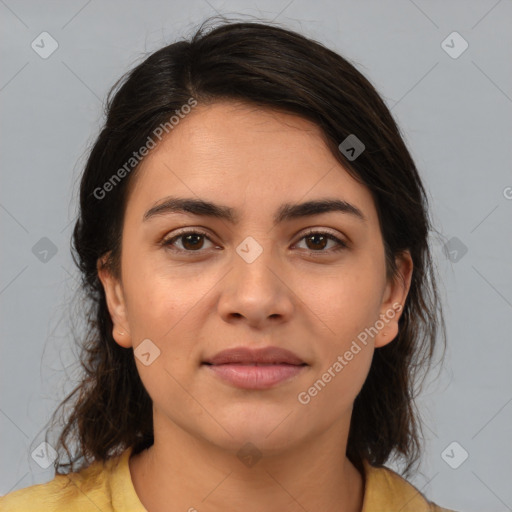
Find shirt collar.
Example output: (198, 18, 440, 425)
(361, 458, 433, 511)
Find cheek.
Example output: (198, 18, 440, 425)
(306, 260, 385, 343)
(125, 284, 199, 348)
(295, 327, 374, 427)
(121, 246, 208, 334)
(121, 261, 222, 386)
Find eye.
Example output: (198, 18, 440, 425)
(162, 229, 348, 255)
(294, 230, 348, 253)
(162, 229, 215, 252)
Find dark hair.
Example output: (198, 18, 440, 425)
(42, 16, 447, 480)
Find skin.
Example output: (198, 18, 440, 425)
(98, 100, 413, 512)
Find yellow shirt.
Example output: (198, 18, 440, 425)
(0, 446, 458, 511)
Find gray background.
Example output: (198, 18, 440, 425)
(1, 1, 511, 511)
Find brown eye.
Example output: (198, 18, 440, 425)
(304, 233, 329, 251)
(180, 233, 206, 251)
(162, 230, 214, 252)
(295, 231, 347, 253)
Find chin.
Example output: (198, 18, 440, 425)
(206, 408, 302, 453)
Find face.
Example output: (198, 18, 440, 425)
(98, 101, 412, 455)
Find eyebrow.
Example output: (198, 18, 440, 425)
(142, 196, 366, 225)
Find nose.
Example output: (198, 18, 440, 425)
(216, 237, 295, 328)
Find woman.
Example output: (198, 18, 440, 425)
(0, 17, 458, 512)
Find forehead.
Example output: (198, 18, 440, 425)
(124, 101, 378, 227)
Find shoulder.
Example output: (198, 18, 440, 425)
(361, 459, 460, 512)
(0, 455, 117, 512)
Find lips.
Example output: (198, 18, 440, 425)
(202, 346, 306, 366)
(202, 346, 308, 389)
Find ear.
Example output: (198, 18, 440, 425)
(374, 250, 413, 348)
(97, 254, 132, 348)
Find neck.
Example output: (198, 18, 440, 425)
(129, 411, 364, 512)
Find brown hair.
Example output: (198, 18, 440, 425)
(41, 16, 447, 480)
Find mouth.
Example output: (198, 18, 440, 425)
(202, 362, 306, 366)
(203, 346, 306, 366)
(202, 362, 307, 389)
(202, 346, 308, 389)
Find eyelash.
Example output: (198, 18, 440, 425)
(161, 228, 348, 255)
